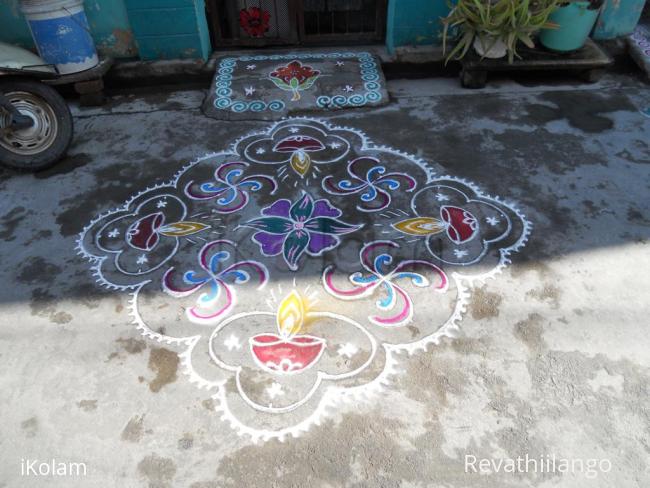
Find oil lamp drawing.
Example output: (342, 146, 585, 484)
(78, 117, 530, 440)
(249, 290, 326, 375)
(392, 205, 478, 244)
(273, 135, 326, 177)
(126, 212, 209, 251)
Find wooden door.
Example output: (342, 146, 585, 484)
(206, 0, 387, 47)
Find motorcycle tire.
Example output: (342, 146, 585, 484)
(0, 80, 73, 171)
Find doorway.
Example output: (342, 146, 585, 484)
(206, 0, 387, 47)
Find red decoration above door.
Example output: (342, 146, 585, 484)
(239, 7, 271, 38)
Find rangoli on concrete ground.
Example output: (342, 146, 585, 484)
(631, 25, 650, 57)
(629, 26, 650, 77)
(203, 52, 388, 121)
(78, 118, 531, 441)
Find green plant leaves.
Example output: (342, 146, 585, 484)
(442, 0, 561, 63)
(300, 75, 319, 90)
(270, 78, 292, 91)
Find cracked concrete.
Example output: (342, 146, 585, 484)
(0, 72, 649, 487)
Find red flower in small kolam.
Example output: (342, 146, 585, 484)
(239, 7, 271, 38)
(270, 61, 318, 85)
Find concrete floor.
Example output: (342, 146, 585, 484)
(0, 72, 649, 487)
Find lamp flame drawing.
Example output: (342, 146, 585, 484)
(249, 291, 326, 375)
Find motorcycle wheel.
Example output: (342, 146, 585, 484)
(0, 80, 73, 171)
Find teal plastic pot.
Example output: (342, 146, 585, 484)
(540, 2, 601, 52)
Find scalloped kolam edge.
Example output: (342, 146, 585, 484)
(76, 117, 532, 442)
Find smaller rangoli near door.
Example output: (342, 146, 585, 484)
(78, 118, 531, 441)
(204, 52, 388, 121)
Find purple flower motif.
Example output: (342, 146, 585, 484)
(242, 192, 362, 271)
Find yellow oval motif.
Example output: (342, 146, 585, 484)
(392, 217, 444, 236)
(159, 221, 209, 237)
(290, 150, 311, 177)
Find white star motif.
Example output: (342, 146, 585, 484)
(246, 64, 256, 70)
(343, 85, 354, 93)
(453, 249, 469, 259)
(289, 127, 299, 133)
(338, 343, 358, 358)
(329, 142, 341, 149)
(435, 193, 450, 202)
(136, 254, 148, 265)
(224, 334, 242, 351)
(244, 86, 256, 96)
(266, 382, 284, 399)
(335, 61, 345, 67)
(255, 147, 266, 154)
(486, 216, 500, 226)
(108, 228, 120, 238)
(156, 200, 167, 208)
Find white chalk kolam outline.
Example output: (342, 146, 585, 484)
(321, 156, 418, 213)
(94, 193, 187, 277)
(161, 239, 270, 326)
(321, 240, 450, 328)
(409, 184, 515, 267)
(241, 121, 351, 166)
(76, 151, 227, 292)
(208, 310, 378, 414)
(76, 117, 532, 442)
(183, 160, 279, 213)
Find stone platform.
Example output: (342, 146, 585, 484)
(203, 51, 388, 121)
(460, 39, 613, 88)
(629, 25, 650, 79)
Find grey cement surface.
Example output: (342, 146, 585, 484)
(1, 73, 650, 487)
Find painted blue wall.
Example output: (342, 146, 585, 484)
(386, 0, 451, 53)
(85, 0, 138, 57)
(0, 0, 42, 49)
(3, 0, 461, 60)
(0, 0, 138, 58)
(123, 0, 211, 60)
(6, 0, 646, 62)
(593, 0, 647, 39)
(0, 0, 211, 60)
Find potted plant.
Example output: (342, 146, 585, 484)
(442, 0, 561, 63)
(539, 0, 604, 51)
